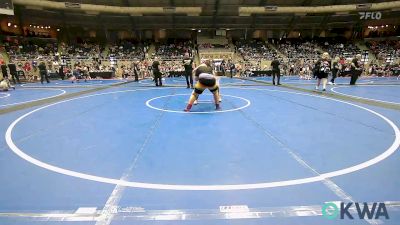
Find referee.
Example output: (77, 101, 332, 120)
(182, 53, 194, 88)
(271, 58, 281, 85)
(152, 57, 162, 86)
(350, 54, 362, 85)
(38, 61, 50, 84)
(8, 60, 20, 84)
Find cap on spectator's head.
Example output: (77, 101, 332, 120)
(322, 52, 329, 59)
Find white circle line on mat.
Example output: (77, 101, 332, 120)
(0, 93, 11, 98)
(146, 93, 251, 114)
(0, 88, 66, 107)
(5, 87, 400, 190)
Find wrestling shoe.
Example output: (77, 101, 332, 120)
(184, 104, 193, 112)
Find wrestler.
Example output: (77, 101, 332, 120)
(184, 72, 221, 112)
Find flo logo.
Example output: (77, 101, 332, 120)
(359, 11, 382, 20)
(322, 202, 389, 220)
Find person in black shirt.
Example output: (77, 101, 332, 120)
(133, 61, 139, 82)
(152, 58, 162, 86)
(8, 61, 20, 84)
(38, 61, 50, 84)
(182, 54, 194, 88)
(1, 63, 8, 79)
(350, 54, 362, 85)
(220, 59, 226, 75)
(330, 56, 340, 85)
(228, 60, 235, 78)
(58, 65, 65, 80)
(271, 58, 281, 85)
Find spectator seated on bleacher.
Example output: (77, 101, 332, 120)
(236, 40, 278, 61)
(155, 40, 193, 60)
(109, 40, 148, 60)
(366, 40, 400, 63)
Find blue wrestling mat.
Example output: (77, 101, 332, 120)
(0, 78, 400, 225)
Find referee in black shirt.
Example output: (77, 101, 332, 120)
(271, 58, 281, 85)
(38, 61, 50, 84)
(152, 58, 162, 86)
(8, 61, 20, 84)
(1, 63, 8, 80)
(350, 54, 362, 85)
(182, 54, 194, 88)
